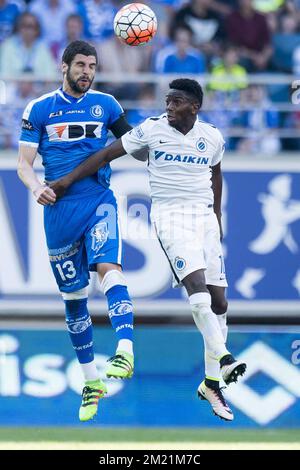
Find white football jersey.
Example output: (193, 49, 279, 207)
(121, 114, 225, 211)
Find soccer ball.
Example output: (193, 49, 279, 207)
(113, 3, 157, 46)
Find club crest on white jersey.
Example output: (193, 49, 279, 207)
(196, 137, 207, 152)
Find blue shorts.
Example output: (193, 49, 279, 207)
(44, 189, 122, 293)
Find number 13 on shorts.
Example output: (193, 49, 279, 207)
(55, 261, 77, 281)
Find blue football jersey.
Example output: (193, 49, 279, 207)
(19, 87, 124, 198)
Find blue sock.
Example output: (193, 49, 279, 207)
(64, 298, 94, 364)
(106, 285, 134, 342)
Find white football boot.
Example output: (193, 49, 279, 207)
(221, 359, 247, 385)
(197, 380, 234, 421)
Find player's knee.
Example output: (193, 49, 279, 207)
(61, 287, 88, 301)
(183, 279, 207, 296)
(97, 263, 122, 279)
(100, 269, 127, 294)
(182, 271, 207, 296)
(211, 299, 228, 315)
(61, 288, 89, 321)
(100, 270, 133, 324)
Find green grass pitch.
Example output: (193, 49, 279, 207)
(0, 427, 299, 450)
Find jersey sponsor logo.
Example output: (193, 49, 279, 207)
(46, 121, 103, 142)
(49, 110, 63, 118)
(154, 150, 209, 165)
(49, 110, 86, 118)
(48, 241, 80, 262)
(91, 222, 109, 253)
(90, 104, 103, 118)
(196, 137, 207, 152)
(21, 119, 34, 131)
(48, 241, 80, 256)
(66, 109, 85, 115)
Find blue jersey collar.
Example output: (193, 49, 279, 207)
(57, 88, 88, 104)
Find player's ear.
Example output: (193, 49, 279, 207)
(61, 62, 68, 75)
(192, 101, 200, 115)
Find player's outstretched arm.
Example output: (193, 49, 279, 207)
(49, 139, 126, 198)
(17, 144, 56, 205)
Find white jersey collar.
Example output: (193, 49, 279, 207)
(165, 115, 199, 138)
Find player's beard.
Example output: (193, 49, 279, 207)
(66, 69, 93, 94)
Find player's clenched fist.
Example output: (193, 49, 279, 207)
(48, 177, 71, 199)
(33, 184, 56, 205)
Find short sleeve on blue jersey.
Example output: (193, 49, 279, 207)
(107, 96, 124, 128)
(19, 100, 42, 147)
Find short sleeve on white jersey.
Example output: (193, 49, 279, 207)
(211, 129, 225, 166)
(121, 119, 152, 155)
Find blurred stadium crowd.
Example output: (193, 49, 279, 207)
(0, 0, 300, 153)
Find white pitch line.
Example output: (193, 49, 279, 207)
(0, 442, 299, 450)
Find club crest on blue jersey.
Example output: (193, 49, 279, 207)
(174, 257, 186, 271)
(196, 138, 207, 152)
(90, 105, 103, 118)
(91, 222, 109, 253)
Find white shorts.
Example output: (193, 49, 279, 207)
(152, 209, 228, 288)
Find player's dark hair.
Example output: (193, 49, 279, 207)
(169, 79, 203, 107)
(62, 40, 98, 66)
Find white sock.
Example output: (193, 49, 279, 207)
(190, 292, 229, 360)
(205, 345, 222, 381)
(217, 313, 228, 342)
(204, 314, 228, 380)
(117, 339, 133, 355)
(81, 360, 100, 382)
